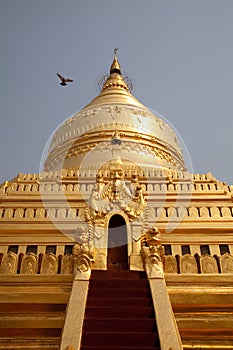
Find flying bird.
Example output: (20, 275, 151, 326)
(56, 73, 74, 86)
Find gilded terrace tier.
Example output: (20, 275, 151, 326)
(0, 169, 232, 263)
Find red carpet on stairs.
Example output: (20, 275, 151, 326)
(80, 270, 161, 350)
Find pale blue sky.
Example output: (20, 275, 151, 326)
(0, 0, 233, 184)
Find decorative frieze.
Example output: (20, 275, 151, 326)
(0, 204, 232, 222)
(0, 249, 232, 275)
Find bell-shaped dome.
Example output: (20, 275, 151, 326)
(44, 53, 186, 173)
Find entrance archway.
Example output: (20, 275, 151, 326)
(107, 215, 128, 270)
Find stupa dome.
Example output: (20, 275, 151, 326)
(44, 54, 186, 173)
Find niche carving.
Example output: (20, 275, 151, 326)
(40, 254, 58, 275)
(20, 253, 38, 274)
(61, 255, 73, 274)
(200, 255, 218, 274)
(164, 255, 178, 273)
(180, 254, 198, 274)
(220, 253, 233, 273)
(0, 253, 18, 275)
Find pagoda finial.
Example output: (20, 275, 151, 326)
(114, 47, 119, 56)
(110, 47, 121, 75)
(101, 49, 129, 92)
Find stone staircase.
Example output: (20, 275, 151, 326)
(80, 270, 160, 350)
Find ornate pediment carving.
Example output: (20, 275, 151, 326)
(86, 161, 146, 226)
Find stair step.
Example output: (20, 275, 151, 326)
(81, 331, 158, 347)
(88, 289, 151, 298)
(91, 270, 147, 280)
(83, 318, 156, 332)
(0, 328, 61, 337)
(81, 270, 160, 349)
(90, 279, 149, 289)
(85, 306, 155, 318)
(87, 297, 152, 308)
(81, 347, 159, 350)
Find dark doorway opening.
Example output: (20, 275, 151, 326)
(107, 215, 128, 270)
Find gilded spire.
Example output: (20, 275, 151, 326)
(102, 49, 129, 92)
(110, 48, 122, 75)
(81, 50, 147, 109)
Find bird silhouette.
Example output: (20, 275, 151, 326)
(57, 73, 74, 86)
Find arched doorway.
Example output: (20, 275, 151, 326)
(107, 214, 128, 270)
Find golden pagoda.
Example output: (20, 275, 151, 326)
(0, 52, 233, 350)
